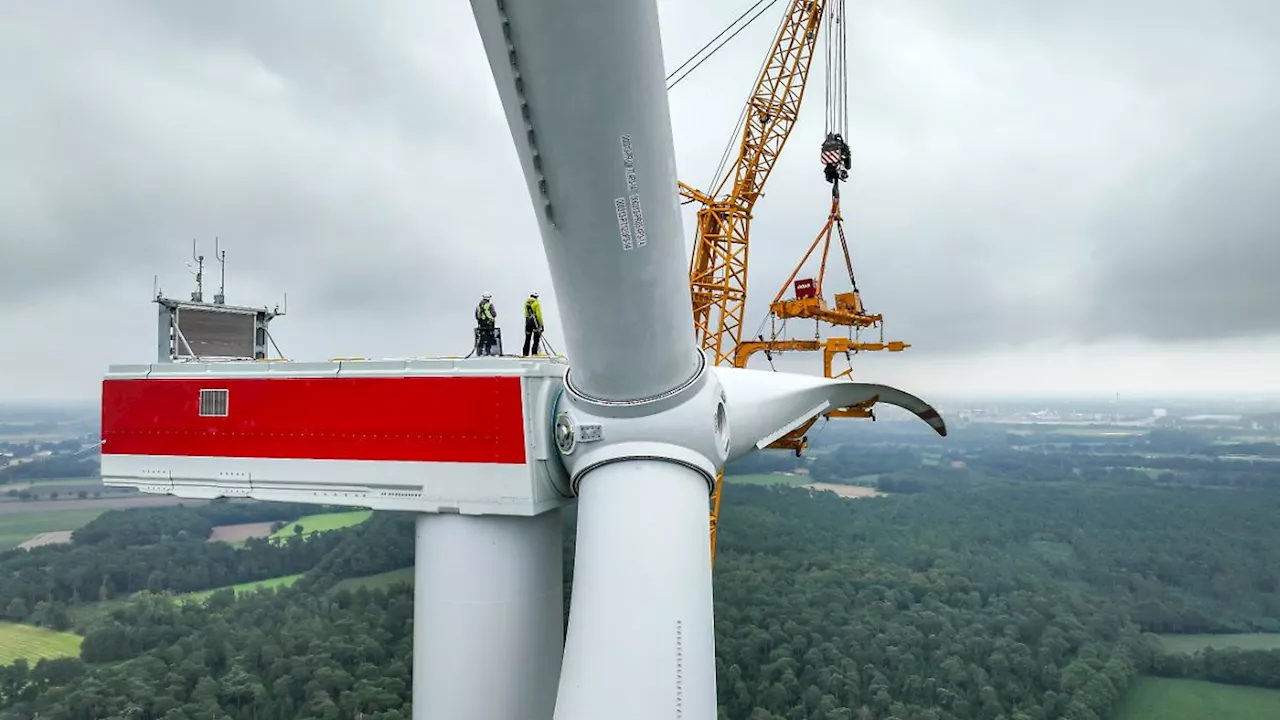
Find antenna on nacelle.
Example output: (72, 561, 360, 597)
(214, 237, 227, 305)
(187, 239, 204, 303)
(155, 238, 286, 363)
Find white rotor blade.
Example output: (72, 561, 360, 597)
(469, 0, 698, 402)
(712, 367, 947, 461)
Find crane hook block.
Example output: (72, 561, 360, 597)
(820, 133, 851, 184)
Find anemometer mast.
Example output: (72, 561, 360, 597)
(153, 239, 286, 364)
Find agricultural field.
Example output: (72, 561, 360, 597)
(1158, 633, 1280, 654)
(180, 573, 305, 603)
(66, 573, 306, 620)
(269, 510, 372, 542)
(0, 496, 197, 517)
(0, 497, 205, 551)
(722, 472, 810, 487)
(804, 482, 886, 499)
(17, 530, 74, 550)
(69, 568, 405, 627)
(0, 507, 111, 551)
(1114, 677, 1280, 720)
(0, 622, 83, 665)
(7, 477, 109, 489)
(1, 478, 135, 502)
(331, 567, 414, 594)
(208, 522, 275, 546)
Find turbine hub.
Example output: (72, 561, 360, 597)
(553, 350, 728, 495)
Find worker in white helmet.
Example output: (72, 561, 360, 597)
(522, 292, 544, 357)
(475, 292, 498, 356)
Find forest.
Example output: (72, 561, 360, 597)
(2, 424, 1279, 719)
(0, 501, 353, 628)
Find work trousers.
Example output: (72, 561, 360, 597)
(522, 318, 542, 357)
(477, 323, 497, 356)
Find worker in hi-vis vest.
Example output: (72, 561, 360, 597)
(475, 292, 498, 356)
(522, 292, 544, 357)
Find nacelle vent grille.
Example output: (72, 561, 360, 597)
(199, 389, 229, 417)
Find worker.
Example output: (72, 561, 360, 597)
(475, 292, 498, 356)
(522, 292, 544, 357)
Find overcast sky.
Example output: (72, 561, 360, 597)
(1, 0, 1277, 403)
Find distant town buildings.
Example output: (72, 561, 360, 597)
(941, 403, 1276, 433)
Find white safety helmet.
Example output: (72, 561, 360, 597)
(530, 292, 539, 298)
(482, 292, 492, 299)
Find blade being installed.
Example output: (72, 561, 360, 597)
(468, 0, 719, 718)
(712, 368, 948, 462)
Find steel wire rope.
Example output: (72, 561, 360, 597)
(665, 0, 788, 193)
(666, 0, 774, 88)
(666, 0, 783, 92)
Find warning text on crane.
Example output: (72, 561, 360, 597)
(628, 194, 647, 248)
(614, 197, 633, 251)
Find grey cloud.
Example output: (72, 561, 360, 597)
(1081, 113, 1280, 342)
(0, 0, 527, 307)
(1, 0, 1278, 401)
(662, 0, 1280, 355)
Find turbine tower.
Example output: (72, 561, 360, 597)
(98, 1, 947, 718)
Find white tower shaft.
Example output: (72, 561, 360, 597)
(413, 512, 565, 719)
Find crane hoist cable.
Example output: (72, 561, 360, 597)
(820, 0, 851, 188)
(823, 0, 848, 138)
(710, 0, 855, 359)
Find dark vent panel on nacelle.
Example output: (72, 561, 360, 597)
(199, 389, 229, 417)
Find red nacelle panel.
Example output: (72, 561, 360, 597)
(102, 376, 528, 465)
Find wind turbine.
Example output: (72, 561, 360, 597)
(98, 0, 946, 718)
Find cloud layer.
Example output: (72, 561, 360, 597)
(1, 0, 1277, 400)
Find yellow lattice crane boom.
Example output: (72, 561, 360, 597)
(682, 0, 827, 368)
(676, 0, 832, 567)
(677, 0, 902, 566)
